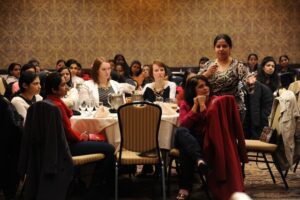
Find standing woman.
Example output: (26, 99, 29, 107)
(200, 34, 256, 119)
(57, 67, 79, 109)
(142, 60, 176, 102)
(79, 57, 135, 107)
(11, 71, 42, 121)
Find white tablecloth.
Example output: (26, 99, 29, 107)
(71, 112, 179, 150)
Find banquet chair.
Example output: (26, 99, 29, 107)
(244, 140, 288, 189)
(0, 77, 6, 95)
(244, 101, 289, 190)
(115, 102, 166, 200)
(72, 153, 105, 166)
(18, 100, 105, 200)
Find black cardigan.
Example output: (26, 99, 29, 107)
(18, 100, 74, 200)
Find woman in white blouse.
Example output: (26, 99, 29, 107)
(142, 60, 176, 102)
(79, 57, 135, 107)
(11, 71, 42, 121)
(57, 67, 79, 109)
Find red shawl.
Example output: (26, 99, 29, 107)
(203, 95, 248, 200)
(47, 95, 82, 142)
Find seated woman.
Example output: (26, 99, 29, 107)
(257, 56, 280, 94)
(6, 62, 21, 84)
(141, 64, 153, 87)
(45, 72, 115, 189)
(5, 63, 36, 100)
(129, 60, 144, 89)
(142, 60, 176, 102)
(246, 53, 259, 73)
(57, 66, 79, 109)
(278, 55, 296, 88)
(175, 75, 211, 200)
(11, 71, 42, 121)
(176, 69, 196, 106)
(79, 57, 135, 107)
(66, 59, 85, 85)
(115, 62, 137, 87)
(243, 81, 273, 139)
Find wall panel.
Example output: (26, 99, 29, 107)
(0, 0, 299, 69)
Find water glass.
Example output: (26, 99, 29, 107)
(79, 100, 87, 113)
(165, 98, 178, 110)
(87, 99, 95, 113)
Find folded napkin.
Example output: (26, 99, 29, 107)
(156, 102, 178, 115)
(94, 106, 110, 118)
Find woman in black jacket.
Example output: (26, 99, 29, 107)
(243, 81, 273, 139)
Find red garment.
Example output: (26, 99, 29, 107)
(179, 96, 217, 136)
(203, 95, 248, 200)
(47, 95, 82, 142)
(176, 86, 184, 106)
(82, 73, 91, 80)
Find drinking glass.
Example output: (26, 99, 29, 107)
(87, 99, 95, 114)
(79, 100, 87, 114)
(165, 98, 178, 110)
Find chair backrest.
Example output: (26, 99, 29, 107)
(117, 102, 162, 153)
(0, 77, 6, 95)
(19, 100, 73, 200)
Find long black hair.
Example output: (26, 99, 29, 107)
(57, 67, 73, 88)
(184, 75, 212, 107)
(257, 56, 279, 92)
(45, 72, 62, 96)
(18, 71, 39, 93)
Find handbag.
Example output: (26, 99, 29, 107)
(259, 126, 274, 143)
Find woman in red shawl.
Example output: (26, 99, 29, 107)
(45, 72, 115, 191)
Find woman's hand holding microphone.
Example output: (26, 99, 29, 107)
(203, 63, 218, 78)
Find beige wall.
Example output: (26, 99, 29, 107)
(0, 0, 299, 69)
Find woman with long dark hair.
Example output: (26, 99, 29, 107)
(11, 71, 42, 121)
(257, 56, 280, 93)
(175, 75, 211, 199)
(57, 67, 79, 109)
(45, 72, 115, 190)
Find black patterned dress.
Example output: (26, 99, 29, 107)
(200, 59, 252, 113)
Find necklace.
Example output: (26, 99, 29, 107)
(216, 58, 232, 72)
(99, 83, 111, 91)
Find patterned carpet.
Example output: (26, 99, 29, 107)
(110, 161, 300, 200)
(243, 162, 300, 200)
(1, 161, 299, 200)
